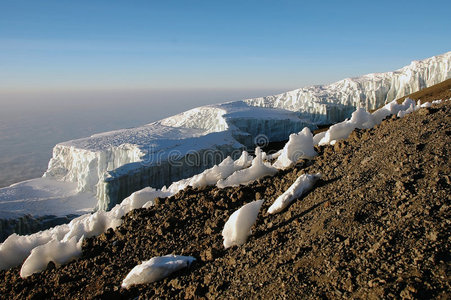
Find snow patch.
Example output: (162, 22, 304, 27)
(167, 151, 253, 193)
(222, 200, 264, 248)
(121, 255, 195, 288)
(268, 173, 321, 214)
(20, 236, 82, 278)
(273, 128, 317, 169)
(217, 148, 277, 188)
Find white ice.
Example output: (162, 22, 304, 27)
(245, 52, 450, 124)
(121, 255, 195, 288)
(0, 186, 173, 273)
(1, 52, 448, 227)
(166, 151, 253, 193)
(0, 53, 449, 276)
(318, 108, 376, 146)
(222, 200, 264, 248)
(0, 178, 96, 219)
(217, 148, 277, 188)
(273, 127, 318, 169)
(268, 173, 321, 214)
(20, 236, 83, 278)
(317, 98, 423, 146)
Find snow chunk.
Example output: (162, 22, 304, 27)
(0, 233, 53, 270)
(273, 127, 317, 169)
(121, 255, 195, 288)
(313, 131, 326, 146)
(217, 148, 277, 188)
(264, 149, 282, 161)
(222, 200, 264, 248)
(372, 98, 416, 124)
(268, 173, 321, 214)
(167, 151, 253, 193)
(109, 188, 172, 219)
(20, 236, 82, 278)
(319, 108, 375, 146)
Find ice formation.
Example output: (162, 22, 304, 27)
(273, 127, 318, 169)
(222, 200, 264, 248)
(0, 52, 448, 233)
(268, 173, 321, 214)
(0, 152, 257, 273)
(217, 148, 277, 188)
(20, 236, 83, 278)
(318, 98, 425, 146)
(121, 255, 196, 288)
(0, 187, 170, 273)
(245, 52, 450, 124)
(166, 151, 253, 193)
(42, 102, 311, 211)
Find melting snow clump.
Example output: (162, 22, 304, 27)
(217, 148, 277, 188)
(273, 127, 318, 169)
(268, 173, 321, 214)
(222, 200, 264, 248)
(20, 236, 83, 278)
(167, 151, 253, 193)
(121, 255, 196, 288)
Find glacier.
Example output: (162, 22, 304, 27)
(0, 51, 449, 238)
(245, 52, 450, 124)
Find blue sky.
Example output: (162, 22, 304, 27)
(0, 0, 450, 92)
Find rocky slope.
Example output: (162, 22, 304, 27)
(0, 87, 450, 299)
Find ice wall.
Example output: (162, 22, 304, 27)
(245, 52, 451, 124)
(0, 214, 77, 243)
(43, 103, 311, 210)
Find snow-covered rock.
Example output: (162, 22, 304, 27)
(121, 255, 196, 288)
(222, 200, 264, 248)
(268, 173, 321, 214)
(273, 127, 318, 169)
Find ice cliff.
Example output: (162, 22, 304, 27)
(2, 52, 450, 224)
(43, 102, 311, 210)
(245, 52, 450, 124)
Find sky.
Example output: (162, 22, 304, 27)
(0, 0, 450, 94)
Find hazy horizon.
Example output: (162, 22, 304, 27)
(0, 87, 287, 188)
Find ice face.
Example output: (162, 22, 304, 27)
(245, 52, 451, 124)
(43, 104, 311, 210)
